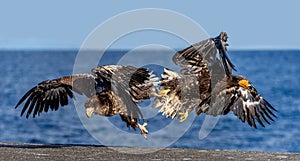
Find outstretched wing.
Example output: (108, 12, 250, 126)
(210, 77, 277, 128)
(212, 32, 236, 77)
(229, 84, 277, 128)
(15, 74, 96, 118)
(16, 65, 157, 120)
(172, 32, 236, 77)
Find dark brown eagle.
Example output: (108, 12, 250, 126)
(15, 32, 277, 140)
(153, 32, 277, 128)
(15, 65, 158, 138)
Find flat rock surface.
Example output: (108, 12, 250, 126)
(0, 142, 299, 161)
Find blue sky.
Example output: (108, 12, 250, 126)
(1, 0, 300, 49)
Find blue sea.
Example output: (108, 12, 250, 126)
(0, 49, 299, 152)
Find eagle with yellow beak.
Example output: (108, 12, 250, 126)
(153, 32, 277, 128)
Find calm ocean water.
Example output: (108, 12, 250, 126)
(0, 50, 299, 152)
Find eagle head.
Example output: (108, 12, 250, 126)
(230, 75, 250, 89)
(84, 95, 109, 118)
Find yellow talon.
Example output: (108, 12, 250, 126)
(179, 111, 189, 123)
(138, 122, 148, 139)
(158, 89, 170, 96)
(85, 108, 94, 118)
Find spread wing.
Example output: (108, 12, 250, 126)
(15, 65, 157, 119)
(212, 32, 236, 77)
(228, 83, 277, 128)
(208, 77, 277, 128)
(15, 74, 96, 118)
(172, 32, 236, 77)
(155, 32, 276, 128)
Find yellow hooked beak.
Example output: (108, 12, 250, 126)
(238, 79, 249, 89)
(86, 108, 94, 118)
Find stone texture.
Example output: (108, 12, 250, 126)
(0, 142, 299, 161)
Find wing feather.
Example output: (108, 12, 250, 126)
(258, 110, 271, 125)
(44, 100, 50, 113)
(15, 74, 96, 118)
(26, 94, 38, 118)
(15, 87, 36, 109)
(91, 65, 157, 119)
(20, 90, 36, 117)
(254, 109, 265, 127)
(172, 38, 216, 68)
(16, 65, 157, 120)
(33, 97, 42, 118)
(173, 32, 236, 77)
(229, 84, 277, 128)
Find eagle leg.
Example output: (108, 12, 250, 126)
(137, 122, 148, 139)
(178, 111, 189, 123)
(120, 114, 148, 138)
(158, 89, 171, 96)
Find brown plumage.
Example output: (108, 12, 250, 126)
(196, 74, 277, 128)
(154, 32, 277, 128)
(15, 65, 158, 138)
(15, 32, 277, 139)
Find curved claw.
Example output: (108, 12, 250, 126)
(138, 122, 148, 139)
(158, 89, 170, 96)
(179, 111, 189, 123)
